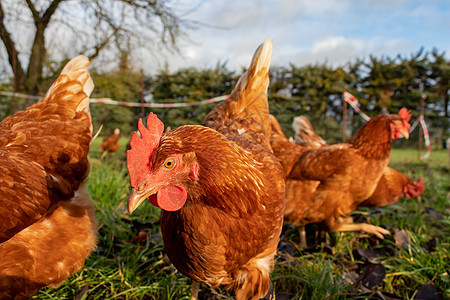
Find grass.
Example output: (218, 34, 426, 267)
(390, 148, 448, 168)
(34, 147, 449, 299)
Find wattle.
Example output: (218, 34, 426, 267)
(147, 185, 187, 211)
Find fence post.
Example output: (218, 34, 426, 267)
(418, 94, 425, 160)
(10, 52, 17, 114)
(140, 69, 145, 118)
(342, 94, 347, 142)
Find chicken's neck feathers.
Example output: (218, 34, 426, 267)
(349, 115, 395, 160)
(159, 126, 266, 217)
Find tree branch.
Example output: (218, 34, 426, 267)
(0, 1, 25, 90)
(24, 0, 39, 22)
(42, 0, 65, 25)
(87, 32, 116, 61)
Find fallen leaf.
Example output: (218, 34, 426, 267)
(360, 263, 386, 288)
(276, 294, 291, 300)
(414, 283, 444, 300)
(342, 271, 359, 285)
(394, 229, 410, 249)
(356, 247, 379, 260)
(278, 241, 297, 255)
(131, 231, 150, 245)
(75, 284, 89, 300)
(424, 238, 437, 252)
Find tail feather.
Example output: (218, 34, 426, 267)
(233, 38, 273, 147)
(234, 269, 270, 300)
(232, 255, 273, 300)
(293, 116, 326, 149)
(44, 55, 93, 111)
(43, 55, 93, 133)
(232, 38, 272, 105)
(231, 38, 272, 123)
(203, 38, 273, 148)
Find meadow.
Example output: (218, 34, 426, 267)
(34, 139, 449, 299)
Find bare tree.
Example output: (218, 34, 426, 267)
(0, 0, 193, 109)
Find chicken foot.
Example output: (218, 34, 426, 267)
(336, 223, 390, 239)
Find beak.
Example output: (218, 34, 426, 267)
(127, 187, 157, 214)
(400, 129, 409, 139)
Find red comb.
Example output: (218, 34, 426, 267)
(404, 177, 425, 198)
(127, 113, 164, 187)
(415, 177, 425, 194)
(399, 108, 412, 123)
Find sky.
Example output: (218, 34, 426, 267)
(0, 0, 448, 78)
(132, 0, 450, 73)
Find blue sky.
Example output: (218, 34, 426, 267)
(0, 0, 448, 76)
(136, 0, 449, 73)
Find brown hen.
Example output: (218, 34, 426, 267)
(292, 115, 424, 208)
(0, 56, 97, 299)
(126, 39, 284, 300)
(271, 110, 411, 243)
(273, 115, 423, 247)
(360, 168, 424, 207)
(99, 128, 120, 159)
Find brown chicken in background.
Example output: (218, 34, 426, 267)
(0, 56, 97, 299)
(126, 39, 285, 300)
(360, 168, 424, 207)
(270, 115, 318, 247)
(292, 115, 424, 208)
(292, 116, 326, 149)
(275, 115, 424, 247)
(271, 109, 412, 246)
(99, 128, 120, 159)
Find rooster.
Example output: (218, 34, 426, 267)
(126, 39, 285, 300)
(0, 56, 97, 299)
(99, 128, 121, 159)
(271, 109, 411, 242)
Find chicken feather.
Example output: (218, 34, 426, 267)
(127, 39, 284, 300)
(99, 128, 120, 159)
(0, 55, 97, 299)
(270, 111, 412, 240)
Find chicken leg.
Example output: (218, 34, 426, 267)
(191, 280, 200, 300)
(100, 150, 108, 160)
(298, 226, 308, 249)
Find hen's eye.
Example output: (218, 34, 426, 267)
(163, 158, 176, 170)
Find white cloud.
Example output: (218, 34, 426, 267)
(131, 33, 419, 76)
(1, 0, 447, 77)
(276, 36, 417, 68)
(135, 0, 448, 74)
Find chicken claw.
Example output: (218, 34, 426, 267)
(337, 223, 390, 239)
